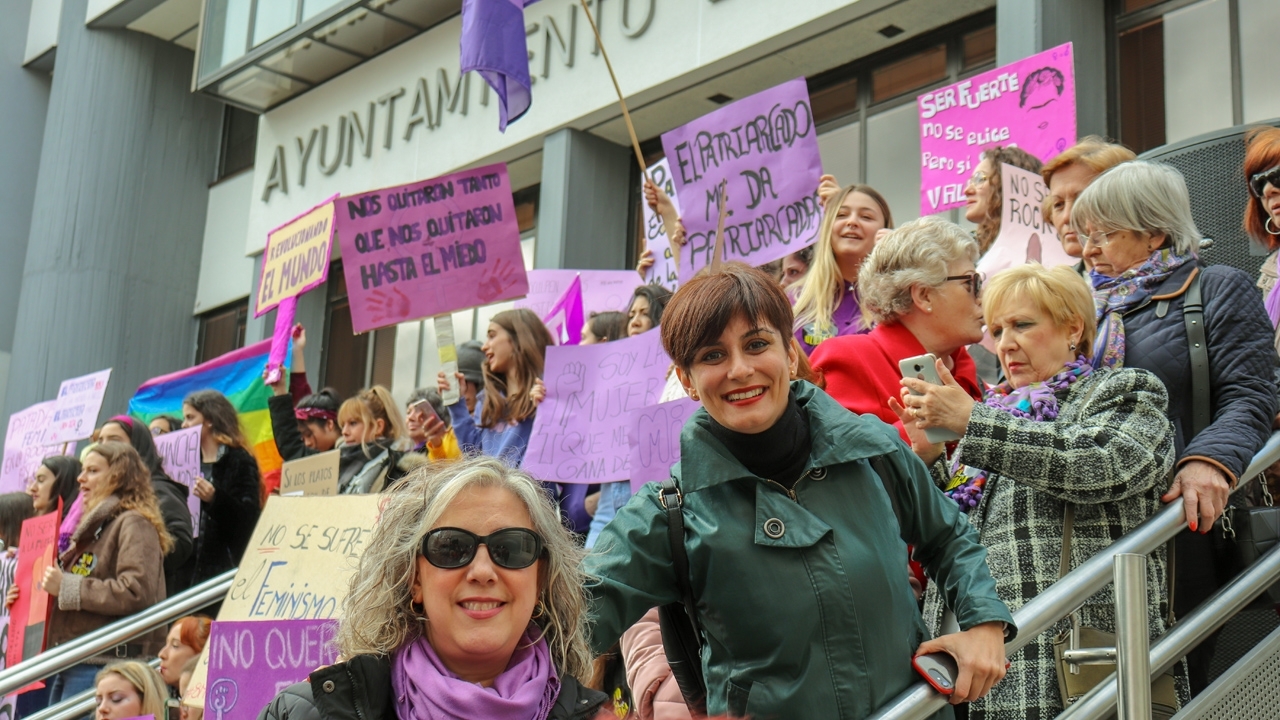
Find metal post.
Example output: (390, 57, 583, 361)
(1114, 553, 1150, 720)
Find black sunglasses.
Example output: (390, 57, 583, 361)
(1249, 164, 1280, 198)
(422, 527, 544, 570)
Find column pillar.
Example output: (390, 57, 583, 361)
(535, 128, 633, 270)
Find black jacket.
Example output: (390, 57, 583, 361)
(151, 473, 194, 595)
(190, 445, 262, 585)
(257, 654, 608, 720)
(269, 394, 315, 462)
(1119, 262, 1278, 479)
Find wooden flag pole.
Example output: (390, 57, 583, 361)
(711, 180, 728, 271)
(578, 0, 652, 184)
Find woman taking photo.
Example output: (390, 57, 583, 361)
(811, 216, 985, 440)
(586, 263, 1013, 719)
(183, 390, 263, 585)
(158, 615, 211, 692)
(336, 386, 421, 495)
(895, 264, 1179, 718)
(792, 178, 894, 354)
(406, 388, 461, 461)
(260, 458, 608, 720)
(94, 661, 170, 720)
(40, 442, 171, 704)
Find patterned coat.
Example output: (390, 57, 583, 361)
(922, 367, 1177, 720)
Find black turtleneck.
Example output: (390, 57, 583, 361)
(706, 391, 812, 489)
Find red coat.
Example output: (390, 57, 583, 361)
(810, 322, 983, 442)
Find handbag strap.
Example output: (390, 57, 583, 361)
(1183, 270, 1211, 440)
(659, 478, 701, 637)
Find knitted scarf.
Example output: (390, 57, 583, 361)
(1090, 248, 1195, 369)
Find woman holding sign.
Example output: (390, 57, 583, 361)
(41, 442, 171, 705)
(586, 263, 1013, 719)
(962, 146, 1043, 256)
(260, 457, 608, 720)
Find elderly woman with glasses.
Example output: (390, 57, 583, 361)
(1073, 160, 1278, 692)
(893, 264, 1179, 719)
(260, 458, 608, 720)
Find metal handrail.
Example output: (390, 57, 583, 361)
(869, 431, 1280, 720)
(0, 570, 235, 698)
(21, 658, 162, 720)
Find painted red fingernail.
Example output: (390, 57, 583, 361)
(1189, 521, 1197, 532)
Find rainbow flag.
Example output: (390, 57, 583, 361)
(128, 339, 287, 476)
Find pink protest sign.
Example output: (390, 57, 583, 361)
(918, 43, 1076, 215)
(46, 369, 112, 444)
(0, 401, 63, 496)
(642, 158, 682, 293)
(516, 270, 639, 317)
(629, 397, 701, 492)
(205, 619, 338, 720)
(335, 163, 528, 334)
(523, 330, 672, 483)
(263, 296, 297, 385)
(661, 77, 823, 279)
(977, 163, 1078, 279)
(153, 425, 202, 537)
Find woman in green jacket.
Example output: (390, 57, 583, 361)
(585, 263, 1015, 720)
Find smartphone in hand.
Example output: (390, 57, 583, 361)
(898, 353, 962, 443)
(913, 652, 958, 695)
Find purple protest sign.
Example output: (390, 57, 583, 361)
(2, 402, 70, 495)
(335, 163, 529, 334)
(642, 158, 682, 294)
(516, 270, 639, 318)
(628, 397, 701, 492)
(523, 331, 672, 483)
(154, 425, 202, 537)
(661, 77, 823, 279)
(205, 619, 338, 720)
(918, 43, 1076, 215)
(46, 369, 112, 445)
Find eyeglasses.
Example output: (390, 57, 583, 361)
(1083, 230, 1121, 248)
(422, 527, 544, 570)
(1249, 164, 1280, 198)
(944, 272, 984, 298)
(965, 170, 989, 190)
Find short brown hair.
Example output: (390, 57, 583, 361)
(1040, 136, 1136, 225)
(661, 263, 794, 370)
(1243, 127, 1280, 250)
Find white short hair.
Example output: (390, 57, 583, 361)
(859, 216, 980, 326)
(1070, 160, 1201, 255)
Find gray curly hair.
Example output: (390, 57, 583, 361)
(334, 457, 593, 680)
(858, 216, 980, 326)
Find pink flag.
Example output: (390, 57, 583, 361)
(262, 296, 297, 385)
(542, 274, 584, 346)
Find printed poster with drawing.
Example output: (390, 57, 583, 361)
(335, 163, 529, 334)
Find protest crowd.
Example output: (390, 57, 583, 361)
(5, 7, 1280, 720)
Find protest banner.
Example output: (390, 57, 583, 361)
(642, 158, 682, 293)
(205, 619, 338, 720)
(1, 401, 64, 494)
(628, 397, 700, 492)
(279, 450, 340, 496)
(256, 196, 337, 317)
(918, 43, 1076, 215)
(523, 331, 672, 483)
(7, 511, 60, 683)
(977, 163, 1078, 280)
(516, 270, 639, 318)
(154, 425, 203, 537)
(335, 163, 529, 334)
(46, 368, 112, 445)
(661, 77, 824, 279)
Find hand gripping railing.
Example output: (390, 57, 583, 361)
(868, 431, 1280, 720)
(0, 569, 235, 698)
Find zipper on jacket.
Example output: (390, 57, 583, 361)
(343, 665, 366, 720)
(763, 477, 800, 502)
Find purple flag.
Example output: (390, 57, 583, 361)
(542, 274, 585, 346)
(460, 0, 540, 132)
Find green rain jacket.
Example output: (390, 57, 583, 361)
(586, 381, 1015, 719)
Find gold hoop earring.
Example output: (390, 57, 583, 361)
(531, 602, 547, 620)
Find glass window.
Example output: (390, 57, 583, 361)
(817, 121, 861, 186)
(197, 300, 248, 364)
(865, 103, 922, 224)
(962, 25, 996, 70)
(1162, 0, 1232, 144)
(1240, 0, 1280, 123)
(810, 77, 859, 124)
(871, 44, 947, 104)
(514, 185, 540, 234)
(1118, 20, 1166, 153)
(252, 0, 299, 47)
(218, 105, 259, 180)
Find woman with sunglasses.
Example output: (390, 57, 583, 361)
(1243, 127, 1280, 358)
(260, 457, 608, 720)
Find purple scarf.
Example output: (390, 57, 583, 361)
(57, 492, 86, 555)
(1090, 248, 1195, 369)
(391, 628, 559, 720)
(1266, 254, 1280, 328)
(946, 356, 1093, 510)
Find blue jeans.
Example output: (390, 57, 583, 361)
(46, 663, 99, 708)
(585, 481, 633, 548)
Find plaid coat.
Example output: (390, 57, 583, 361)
(922, 367, 1177, 720)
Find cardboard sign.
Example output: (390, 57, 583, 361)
(46, 369, 112, 445)
(7, 512, 60, 678)
(662, 77, 824, 279)
(154, 425, 203, 537)
(1, 401, 61, 494)
(516, 270, 640, 318)
(335, 163, 529, 333)
(918, 43, 1076, 215)
(523, 331, 672, 483)
(642, 158, 682, 293)
(256, 196, 337, 317)
(279, 451, 340, 497)
(629, 397, 701, 492)
(976, 163, 1078, 280)
(206, 619, 338, 720)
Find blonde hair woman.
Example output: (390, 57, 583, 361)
(336, 386, 423, 494)
(94, 661, 169, 720)
(261, 458, 608, 720)
(791, 178, 894, 354)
